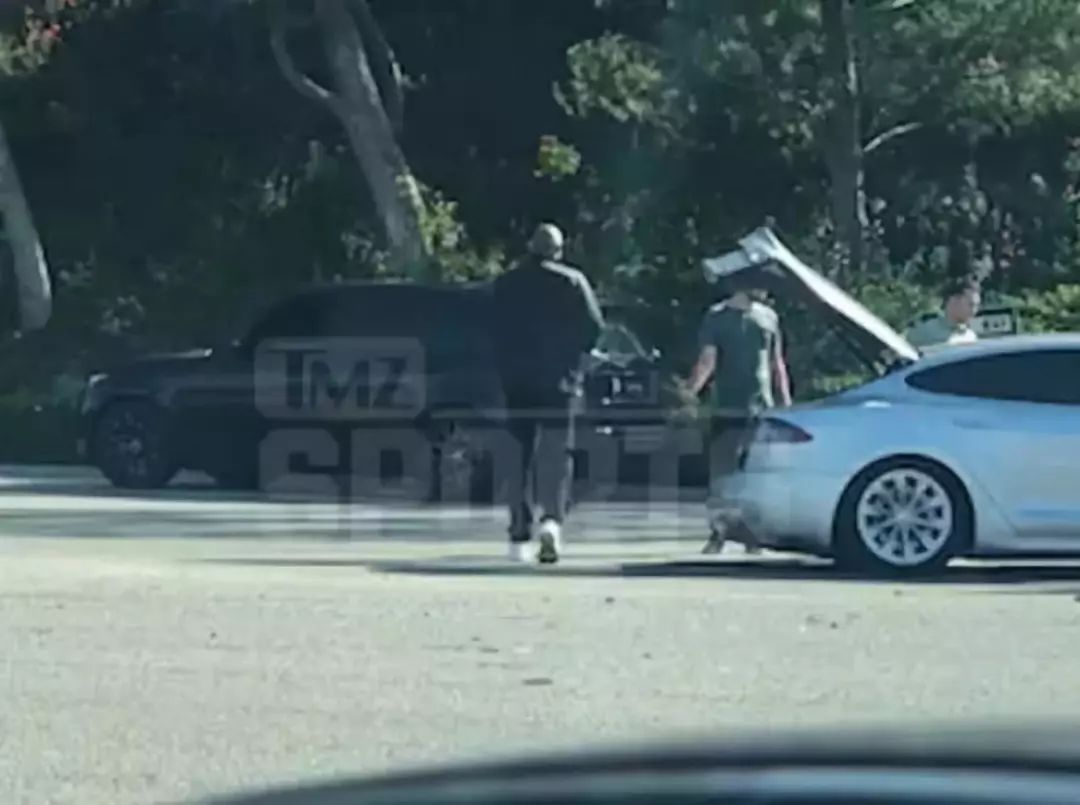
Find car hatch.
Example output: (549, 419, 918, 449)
(702, 227, 920, 370)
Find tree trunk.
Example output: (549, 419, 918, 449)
(349, 0, 405, 134)
(316, 0, 425, 276)
(270, 0, 427, 278)
(821, 0, 867, 277)
(0, 117, 51, 331)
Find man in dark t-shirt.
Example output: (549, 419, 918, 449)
(684, 282, 791, 554)
(491, 224, 605, 564)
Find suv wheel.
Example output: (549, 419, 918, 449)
(430, 420, 495, 504)
(93, 401, 177, 490)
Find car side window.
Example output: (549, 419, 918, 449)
(906, 349, 1080, 405)
(316, 288, 493, 370)
(244, 294, 325, 347)
(321, 288, 441, 339)
(320, 294, 392, 338)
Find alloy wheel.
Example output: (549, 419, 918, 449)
(854, 468, 954, 568)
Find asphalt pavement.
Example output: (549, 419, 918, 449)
(5, 465, 1080, 805)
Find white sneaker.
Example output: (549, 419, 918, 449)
(536, 520, 562, 564)
(508, 541, 535, 563)
(702, 530, 725, 555)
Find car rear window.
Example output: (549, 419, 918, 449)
(906, 349, 1080, 405)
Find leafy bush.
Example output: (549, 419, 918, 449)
(1019, 284, 1080, 332)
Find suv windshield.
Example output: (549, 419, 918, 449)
(595, 321, 651, 363)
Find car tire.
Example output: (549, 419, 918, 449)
(428, 419, 497, 504)
(834, 457, 971, 577)
(92, 400, 178, 490)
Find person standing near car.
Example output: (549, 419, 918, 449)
(491, 223, 605, 564)
(905, 277, 981, 354)
(683, 280, 792, 555)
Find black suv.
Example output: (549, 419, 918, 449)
(79, 282, 679, 501)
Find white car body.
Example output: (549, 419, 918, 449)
(702, 228, 1080, 570)
(728, 334, 1080, 559)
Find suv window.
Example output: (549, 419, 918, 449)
(906, 349, 1080, 405)
(316, 285, 493, 369)
(596, 322, 648, 363)
(244, 293, 325, 345)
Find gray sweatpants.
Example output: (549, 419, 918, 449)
(504, 388, 579, 542)
(706, 414, 758, 540)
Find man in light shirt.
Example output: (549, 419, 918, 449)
(906, 278, 981, 354)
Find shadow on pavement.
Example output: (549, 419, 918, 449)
(0, 468, 706, 543)
(11, 467, 1080, 593)
(197, 555, 1080, 588)
(0, 505, 707, 543)
(0, 467, 705, 505)
(359, 557, 838, 580)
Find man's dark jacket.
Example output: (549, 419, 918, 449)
(490, 255, 605, 401)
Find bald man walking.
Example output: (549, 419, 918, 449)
(491, 224, 605, 563)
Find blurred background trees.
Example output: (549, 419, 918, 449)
(2, 0, 1080, 451)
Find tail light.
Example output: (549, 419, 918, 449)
(753, 417, 813, 444)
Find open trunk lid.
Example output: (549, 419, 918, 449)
(702, 228, 919, 367)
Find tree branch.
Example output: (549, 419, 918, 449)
(348, 0, 404, 133)
(269, 0, 338, 109)
(863, 120, 923, 154)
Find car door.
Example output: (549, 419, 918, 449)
(253, 286, 437, 489)
(906, 348, 1080, 540)
(179, 292, 327, 479)
(315, 286, 433, 422)
(418, 289, 503, 420)
(214, 291, 328, 473)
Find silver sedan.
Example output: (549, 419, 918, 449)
(704, 229, 1080, 574)
(728, 334, 1080, 573)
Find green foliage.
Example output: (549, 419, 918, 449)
(558, 33, 675, 127)
(1, 0, 1080, 416)
(852, 279, 938, 333)
(1020, 284, 1080, 332)
(878, 0, 1080, 134)
(417, 182, 504, 282)
(535, 135, 581, 182)
(548, 0, 1080, 364)
(0, 1, 370, 364)
(0, 0, 138, 76)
